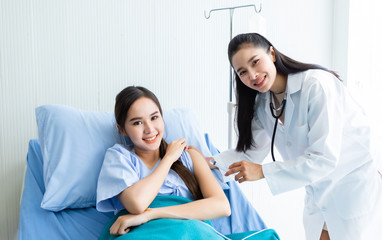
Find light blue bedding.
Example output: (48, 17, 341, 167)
(205, 134, 267, 234)
(19, 137, 272, 239)
(18, 140, 114, 239)
(99, 195, 279, 240)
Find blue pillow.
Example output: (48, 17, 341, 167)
(36, 104, 211, 211)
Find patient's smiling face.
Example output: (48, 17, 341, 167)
(123, 97, 164, 154)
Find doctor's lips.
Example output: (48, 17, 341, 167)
(254, 76, 266, 87)
(143, 134, 159, 144)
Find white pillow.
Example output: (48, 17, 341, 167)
(36, 104, 210, 211)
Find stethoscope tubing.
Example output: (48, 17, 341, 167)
(270, 98, 286, 162)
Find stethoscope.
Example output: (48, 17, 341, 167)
(269, 92, 287, 162)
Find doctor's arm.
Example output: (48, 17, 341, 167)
(213, 119, 271, 182)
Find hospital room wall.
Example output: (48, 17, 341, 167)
(0, 0, 346, 239)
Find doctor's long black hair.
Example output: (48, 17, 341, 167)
(228, 33, 340, 152)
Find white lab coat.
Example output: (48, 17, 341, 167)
(214, 70, 382, 240)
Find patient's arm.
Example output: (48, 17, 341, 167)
(110, 149, 230, 235)
(117, 138, 188, 214)
(150, 148, 231, 220)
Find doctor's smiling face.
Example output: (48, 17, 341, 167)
(231, 43, 278, 93)
(123, 97, 164, 154)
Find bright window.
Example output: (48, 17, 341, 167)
(347, 0, 382, 133)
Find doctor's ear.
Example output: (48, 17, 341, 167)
(269, 46, 276, 62)
(117, 125, 128, 136)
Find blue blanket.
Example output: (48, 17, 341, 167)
(99, 195, 279, 240)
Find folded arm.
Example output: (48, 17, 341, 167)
(117, 139, 187, 214)
(111, 148, 230, 235)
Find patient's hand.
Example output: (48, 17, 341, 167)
(164, 138, 188, 164)
(110, 212, 149, 236)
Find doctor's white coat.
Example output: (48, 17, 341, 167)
(214, 70, 382, 240)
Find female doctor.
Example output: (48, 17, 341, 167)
(211, 33, 382, 240)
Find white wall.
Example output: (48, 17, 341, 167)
(0, 0, 344, 239)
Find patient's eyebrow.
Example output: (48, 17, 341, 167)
(129, 111, 159, 122)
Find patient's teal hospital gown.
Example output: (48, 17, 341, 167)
(96, 143, 272, 239)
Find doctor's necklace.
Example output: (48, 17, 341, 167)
(270, 92, 287, 162)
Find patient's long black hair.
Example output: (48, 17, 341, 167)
(228, 33, 340, 152)
(114, 86, 203, 200)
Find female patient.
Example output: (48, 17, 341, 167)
(96, 86, 230, 236)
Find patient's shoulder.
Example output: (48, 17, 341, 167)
(187, 148, 203, 157)
(186, 148, 205, 165)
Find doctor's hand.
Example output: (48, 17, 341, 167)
(225, 160, 264, 183)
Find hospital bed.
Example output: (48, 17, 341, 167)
(18, 105, 279, 239)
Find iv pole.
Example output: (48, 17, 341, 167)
(204, 4, 262, 149)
